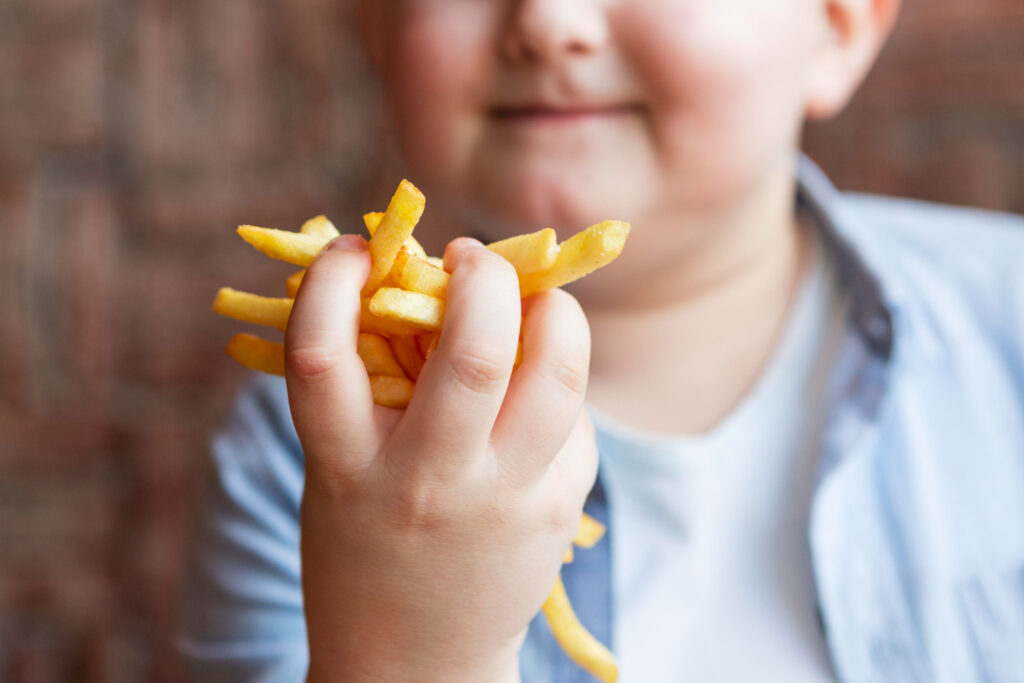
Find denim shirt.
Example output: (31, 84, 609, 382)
(179, 157, 1024, 682)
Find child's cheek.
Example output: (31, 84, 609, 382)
(387, 4, 493, 188)
(615, 2, 815, 203)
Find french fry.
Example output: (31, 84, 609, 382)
(574, 514, 606, 549)
(563, 546, 574, 564)
(426, 255, 444, 269)
(286, 269, 306, 298)
(488, 228, 559, 275)
(399, 255, 450, 299)
(226, 333, 285, 376)
(357, 333, 407, 378)
(237, 225, 329, 267)
(363, 212, 383, 234)
(390, 247, 411, 282)
(364, 182, 427, 294)
(213, 288, 293, 331)
(515, 340, 524, 368)
(301, 215, 340, 241)
(390, 335, 425, 381)
(366, 212, 429, 260)
(369, 288, 445, 332)
(417, 332, 440, 359)
(519, 221, 630, 297)
(369, 375, 415, 409)
(543, 575, 618, 683)
(357, 299, 428, 337)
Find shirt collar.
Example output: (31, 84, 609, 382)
(796, 154, 895, 362)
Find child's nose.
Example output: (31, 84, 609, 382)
(502, 0, 609, 64)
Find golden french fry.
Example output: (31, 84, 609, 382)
(488, 228, 559, 275)
(237, 225, 329, 267)
(369, 288, 444, 332)
(358, 299, 429, 337)
(226, 333, 285, 376)
(366, 212, 429, 260)
(369, 375, 415, 409)
(381, 244, 408, 288)
(399, 255, 450, 299)
(514, 340, 523, 368)
(363, 212, 383, 234)
(563, 546, 574, 564)
(543, 575, 618, 683)
(300, 215, 340, 241)
(426, 255, 444, 269)
(519, 221, 630, 297)
(364, 182, 427, 294)
(390, 335, 425, 381)
(286, 269, 306, 298)
(390, 247, 411, 281)
(357, 333, 407, 378)
(213, 288, 293, 331)
(574, 514, 606, 549)
(417, 332, 439, 359)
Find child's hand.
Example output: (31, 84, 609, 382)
(286, 234, 597, 683)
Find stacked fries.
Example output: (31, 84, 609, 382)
(212, 179, 626, 682)
(214, 179, 629, 410)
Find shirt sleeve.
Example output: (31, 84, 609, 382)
(178, 375, 309, 681)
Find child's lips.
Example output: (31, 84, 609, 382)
(488, 103, 642, 125)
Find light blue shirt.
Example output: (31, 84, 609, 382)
(179, 157, 1024, 682)
(593, 229, 841, 682)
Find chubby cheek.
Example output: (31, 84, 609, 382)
(385, 3, 493, 199)
(615, 0, 815, 208)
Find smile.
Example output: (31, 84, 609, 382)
(488, 103, 642, 125)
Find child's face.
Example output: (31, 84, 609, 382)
(361, 1, 845, 238)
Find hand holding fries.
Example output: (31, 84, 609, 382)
(212, 180, 625, 682)
(292, 234, 600, 682)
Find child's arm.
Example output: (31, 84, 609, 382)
(289, 235, 597, 682)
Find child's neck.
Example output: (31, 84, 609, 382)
(581, 164, 812, 435)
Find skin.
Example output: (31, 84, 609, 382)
(291, 0, 898, 679)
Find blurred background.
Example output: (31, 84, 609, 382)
(0, 0, 1021, 680)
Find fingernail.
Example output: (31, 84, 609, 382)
(326, 234, 366, 252)
(448, 237, 484, 252)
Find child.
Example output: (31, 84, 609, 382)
(180, 0, 1024, 680)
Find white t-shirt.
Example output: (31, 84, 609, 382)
(592, 236, 847, 682)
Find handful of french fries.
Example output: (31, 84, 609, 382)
(212, 179, 626, 682)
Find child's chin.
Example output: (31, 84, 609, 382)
(474, 166, 639, 233)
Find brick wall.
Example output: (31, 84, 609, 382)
(0, 0, 1021, 680)
(804, 0, 1024, 212)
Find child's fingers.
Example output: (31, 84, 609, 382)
(285, 235, 376, 465)
(389, 239, 520, 473)
(491, 289, 591, 485)
(549, 411, 600, 503)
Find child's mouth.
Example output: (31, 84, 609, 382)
(488, 103, 641, 125)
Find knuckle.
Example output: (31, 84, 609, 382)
(445, 341, 510, 395)
(544, 354, 589, 397)
(544, 499, 583, 539)
(285, 343, 342, 384)
(388, 478, 450, 531)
